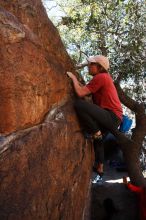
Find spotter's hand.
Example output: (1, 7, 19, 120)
(123, 176, 128, 185)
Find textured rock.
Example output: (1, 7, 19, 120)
(0, 102, 93, 220)
(0, 1, 74, 135)
(0, 1, 93, 219)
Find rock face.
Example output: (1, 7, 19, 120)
(0, 1, 93, 219)
(0, 103, 93, 220)
(0, 0, 74, 135)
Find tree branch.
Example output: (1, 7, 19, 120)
(115, 80, 145, 114)
(75, 62, 88, 69)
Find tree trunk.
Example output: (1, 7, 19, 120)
(115, 81, 146, 186)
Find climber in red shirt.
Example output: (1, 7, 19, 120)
(67, 55, 123, 183)
(123, 176, 146, 220)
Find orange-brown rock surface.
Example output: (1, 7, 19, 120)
(0, 1, 93, 219)
(0, 103, 93, 220)
(0, 0, 74, 135)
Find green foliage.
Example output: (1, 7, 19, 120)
(45, 0, 145, 102)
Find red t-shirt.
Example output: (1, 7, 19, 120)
(86, 73, 123, 120)
(127, 183, 146, 220)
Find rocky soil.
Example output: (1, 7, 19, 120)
(91, 163, 139, 220)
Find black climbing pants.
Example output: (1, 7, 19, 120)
(74, 99, 121, 164)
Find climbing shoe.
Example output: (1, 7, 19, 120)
(92, 174, 103, 184)
(83, 131, 103, 141)
(93, 133, 103, 140)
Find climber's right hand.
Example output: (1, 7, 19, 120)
(66, 71, 76, 80)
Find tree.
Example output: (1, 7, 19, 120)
(45, 0, 146, 185)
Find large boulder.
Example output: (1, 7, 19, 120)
(0, 103, 93, 220)
(0, 0, 73, 135)
(0, 1, 93, 219)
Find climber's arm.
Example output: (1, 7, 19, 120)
(127, 183, 142, 193)
(123, 177, 142, 193)
(67, 72, 91, 97)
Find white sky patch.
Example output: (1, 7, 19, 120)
(42, 0, 65, 20)
(105, 177, 130, 184)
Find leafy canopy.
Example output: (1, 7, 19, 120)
(44, 0, 145, 102)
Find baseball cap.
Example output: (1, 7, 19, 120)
(87, 55, 110, 71)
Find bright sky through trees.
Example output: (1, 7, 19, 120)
(42, 0, 65, 20)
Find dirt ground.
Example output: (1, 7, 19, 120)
(90, 162, 139, 220)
